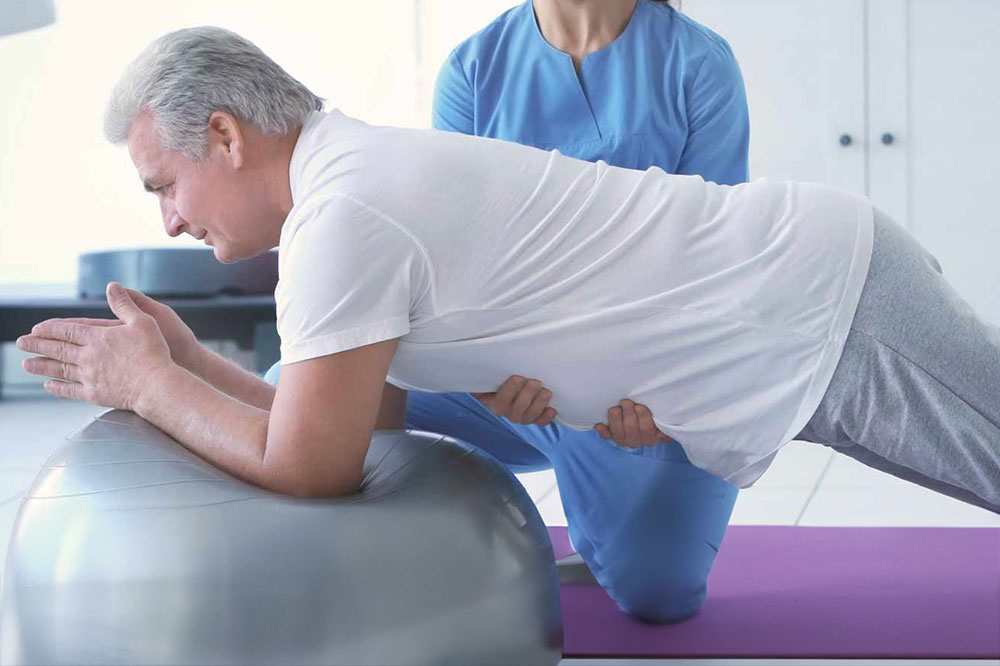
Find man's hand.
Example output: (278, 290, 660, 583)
(41, 288, 205, 377)
(594, 399, 675, 448)
(121, 287, 204, 375)
(472, 375, 557, 426)
(15, 282, 175, 411)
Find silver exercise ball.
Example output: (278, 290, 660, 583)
(0, 409, 562, 665)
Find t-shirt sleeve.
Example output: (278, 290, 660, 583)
(275, 195, 430, 365)
(431, 49, 475, 134)
(675, 39, 750, 186)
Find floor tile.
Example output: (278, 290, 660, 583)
(535, 485, 568, 526)
(515, 469, 558, 502)
(748, 439, 834, 490)
(728, 486, 813, 525)
(802, 451, 1000, 526)
(0, 394, 105, 468)
(800, 484, 1000, 527)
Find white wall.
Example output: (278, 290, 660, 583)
(0, 0, 514, 285)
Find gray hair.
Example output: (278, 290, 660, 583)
(104, 26, 324, 161)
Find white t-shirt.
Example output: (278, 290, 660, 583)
(276, 109, 874, 488)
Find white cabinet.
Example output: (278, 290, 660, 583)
(682, 0, 1000, 324)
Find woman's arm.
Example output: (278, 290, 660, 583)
(432, 49, 475, 134)
(675, 39, 751, 186)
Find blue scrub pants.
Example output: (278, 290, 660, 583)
(405, 391, 739, 623)
(263, 363, 739, 623)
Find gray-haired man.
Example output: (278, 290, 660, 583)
(17, 25, 1000, 529)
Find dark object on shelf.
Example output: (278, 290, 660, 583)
(78, 248, 279, 299)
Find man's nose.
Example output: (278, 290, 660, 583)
(162, 205, 185, 238)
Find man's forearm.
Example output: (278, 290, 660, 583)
(136, 363, 273, 491)
(193, 344, 276, 412)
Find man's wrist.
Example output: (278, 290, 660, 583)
(134, 361, 185, 421)
(185, 343, 210, 382)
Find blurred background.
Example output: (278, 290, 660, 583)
(1, 0, 998, 528)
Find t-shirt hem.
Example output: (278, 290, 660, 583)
(723, 196, 876, 489)
(279, 316, 410, 365)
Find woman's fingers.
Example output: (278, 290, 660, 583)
(620, 399, 641, 446)
(476, 376, 557, 425)
(635, 403, 659, 445)
(510, 378, 543, 421)
(602, 399, 673, 447)
(491, 375, 527, 417)
(535, 406, 558, 427)
(520, 383, 553, 423)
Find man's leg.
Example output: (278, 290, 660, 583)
(796, 209, 1000, 512)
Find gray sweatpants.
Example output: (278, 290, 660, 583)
(795, 208, 1000, 514)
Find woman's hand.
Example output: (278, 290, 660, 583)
(472, 375, 557, 426)
(16, 282, 175, 411)
(594, 399, 675, 448)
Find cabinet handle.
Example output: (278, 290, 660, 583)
(881, 132, 895, 145)
(839, 134, 853, 147)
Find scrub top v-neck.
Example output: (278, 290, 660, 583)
(432, 0, 750, 185)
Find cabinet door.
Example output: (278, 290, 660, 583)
(872, 0, 1000, 325)
(680, 0, 866, 195)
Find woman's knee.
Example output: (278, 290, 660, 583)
(262, 360, 281, 385)
(610, 574, 708, 624)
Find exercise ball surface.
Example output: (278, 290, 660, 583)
(0, 410, 562, 665)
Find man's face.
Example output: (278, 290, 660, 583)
(127, 112, 272, 263)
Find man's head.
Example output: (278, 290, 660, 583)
(104, 27, 323, 262)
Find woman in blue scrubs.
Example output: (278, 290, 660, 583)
(407, 0, 750, 623)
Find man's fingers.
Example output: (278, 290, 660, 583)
(23, 357, 80, 383)
(29, 320, 95, 346)
(125, 288, 162, 311)
(59, 318, 123, 327)
(42, 378, 84, 402)
(16, 336, 83, 364)
(523, 387, 552, 424)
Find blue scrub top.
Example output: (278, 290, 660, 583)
(432, 0, 750, 186)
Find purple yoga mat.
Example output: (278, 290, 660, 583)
(548, 525, 1000, 660)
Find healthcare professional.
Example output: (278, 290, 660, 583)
(405, 0, 750, 623)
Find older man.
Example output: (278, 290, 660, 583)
(17, 26, 1000, 525)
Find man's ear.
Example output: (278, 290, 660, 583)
(207, 111, 244, 169)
